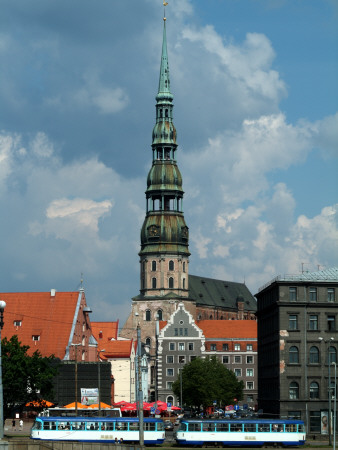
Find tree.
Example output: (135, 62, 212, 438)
(172, 356, 244, 409)
(1, 335, 59, 418)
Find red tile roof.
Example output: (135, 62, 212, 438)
(91, 321, 119, 343)
(197, 320, 257, 338)
(0, 291, 85, 359)
(101, 340, 135, 359)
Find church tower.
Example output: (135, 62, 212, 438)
(120, 9, 195, 345)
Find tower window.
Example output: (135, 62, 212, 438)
(145, 310, 151, 321)
(165, 109, 168, 118)
(152, 277, 157, 289)
(183, 278, 186, 289)
(183, 262, 186, 272)
(157, 309, 163, 321)
(151, 261, 156, 271)
(169, 277, 174, 289)
(169, 260, 174, 271)
(145, 337, 151, 348)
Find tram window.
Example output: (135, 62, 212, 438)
(298, 423, 305, 432)
(116, 422, 128, 430)
(230, 423, 242, 432)
(87, 422, 96, 430)
(157, 422, 164, 431)
(202, 423, 212, 431)
(258, 423, 270, 432)
(244, 423, 256, 432)
(285, 424, 297, 432)
(179, 423, 187, 431)
(106, 422, 115, 430)
(189, 423, 201, 431)
(43, 422, 50, 430)
(129, 422, 139, 430)
(50, 421, 56, 430)
(144, 422, 156, 431)
(216, 423, 229, 432)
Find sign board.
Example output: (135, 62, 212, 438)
(81, 388, 99, 405)
(167, 403, 172, 407)
(234, 404, 239, 410)
(150, 407, 156, 414)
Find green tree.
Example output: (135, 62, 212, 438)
(172, 356, 243, 409)
(1, 335, 59, 418)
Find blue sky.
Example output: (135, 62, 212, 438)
(0, 0, 337, 325)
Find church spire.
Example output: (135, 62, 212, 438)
(139, 6, 190, 299)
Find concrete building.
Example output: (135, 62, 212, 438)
(256, 267, 338, 437)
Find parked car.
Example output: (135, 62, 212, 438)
(164, 420, 174, 431)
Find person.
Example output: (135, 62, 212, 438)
(12, 419, 16, 431)
(19, 419, 23, 431)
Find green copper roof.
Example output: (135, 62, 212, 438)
(156, 20, 173, 102)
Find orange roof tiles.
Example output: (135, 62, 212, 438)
(91, 321, 119, 343)
(197, 320, 257, 338)
(0, 291, 84, 359)
(101, 340, 134, 359)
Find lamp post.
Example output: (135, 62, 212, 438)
(98, 349, 105, 416)
(0, 301, 6, 440)
(136, 323, 144, 446)
(319, 336, 334, 444)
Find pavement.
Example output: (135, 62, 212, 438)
(3, 419, 34, 437)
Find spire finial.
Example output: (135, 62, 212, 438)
(163, 1, 168, 21)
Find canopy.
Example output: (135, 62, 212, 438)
(87, 402, 111, 409)
(64, 402, 88, 409)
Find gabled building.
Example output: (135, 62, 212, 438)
(0, 287, 95, 361)
(256, 267, 338, 437)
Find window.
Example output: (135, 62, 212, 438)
(146, 337, 151, 348)
(234, 369, 242, 377)
(309, 411, 321, 433)
(167, 382, 173, 389)
(151, 260, 156, 271)
(289, 382, 299, 399)
(247, 355, 254, 364)
(309, 382, 319, 399)
(246, 381, 254, 390)
(167, 356, 174, 364)
(178, 343, 185, 351)
(246, 344, 253, 351)
(183, 278, 186, 289)
(309, 315, 318, 330)
(169, 277, 174, 288)
(169, 260, 174, 271)
(328, 315, 336, 331)
(222, 343, 229, 351)
(289, 287, 297, 301)
(183, 262, 186, 272)
(234, 356, 241, 363)
(145, 310, 151, 321)
(210, 344, 217, 351)
(188, 343, 194, 351)
(14, 320, 22, 327)
(152, 277, 157, 289)
(169, 342, 175, 351)
(167, 368, 174, 376)
(289, 315, 298, 330)
(32, 335, 40, 341)
(329, 346, 337, 363)
(157, 309, 163, 321)
(309, 287, 317, 302)
(328, 288, 335, 302)
(309, 346, 319, 363)
(190, 356, 196, 362)
(289, 346, 299, 364)
(246, 369, 254, 377)
(288, 411, 301, 420)
(234, 344, 241, 351)
(179, 355, 185, 364)
(223, 356, 229, 364)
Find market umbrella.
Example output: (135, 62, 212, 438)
(25, 399, 54, 408)
(88, 402, 111, 409)
(64, 402, 88, 409)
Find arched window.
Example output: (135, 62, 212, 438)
(289, 346, 299, 364)
(152, 277, 157, 289)
(145, 337, 151, 348)
(329, 346, 337, 363)
(309, 346, 319, 363)
(151, 260, 156, 272)
(167, 395, 174, 403)
(289, 382, 299, 399)
(169, 277, 174, 288)
(165, 109, 168, 118)
(145, 310, 151, 321)
(169, 260, 174, 271)
(183, 278, 185, 289)
(157, 309, 163, 321)
(183, 262, 186, 273)
(310, 382, 319, 399)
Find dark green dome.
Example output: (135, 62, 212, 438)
(146, 162, 183, 193)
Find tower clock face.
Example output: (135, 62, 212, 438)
(148, 225, 160, 237)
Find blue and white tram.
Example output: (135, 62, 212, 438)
(176, 418, 306, 447)
(31, 416, 165, 444)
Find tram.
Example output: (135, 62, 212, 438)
(176, 418, 306, 447)
(30, 416, 165, 444)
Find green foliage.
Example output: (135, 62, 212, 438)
(1, 335, 59, 418)
(172, 356, 244, 409)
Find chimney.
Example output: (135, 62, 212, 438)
(51, 289, 56, 297)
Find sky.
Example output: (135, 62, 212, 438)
(0, 0, 337, 326)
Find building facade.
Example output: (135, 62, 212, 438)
(256, 267, 338, 436)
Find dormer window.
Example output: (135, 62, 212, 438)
(14, 320, 22, 327)
(32, 335, 40, 341)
